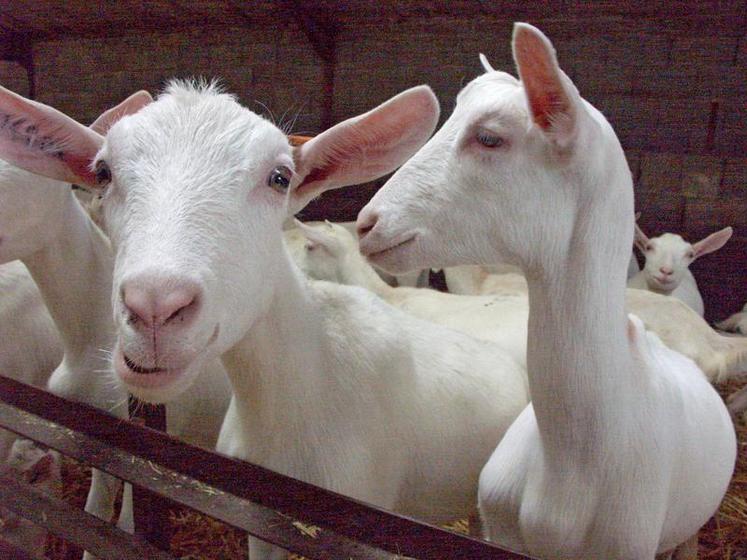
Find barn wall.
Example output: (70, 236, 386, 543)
(1, 4, 744, 321)
(321, 7, 746, 322)
(1, 24, 326, 134)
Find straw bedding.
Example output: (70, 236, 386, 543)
(43, 378, 746, 559)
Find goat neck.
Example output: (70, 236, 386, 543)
(23, 191, 114, 366)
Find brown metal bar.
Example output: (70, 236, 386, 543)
(128, 396, 171, 552)
(0, 376, 530, 559)
(0, 472, 174, 560)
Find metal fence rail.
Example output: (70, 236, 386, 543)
(0, 375, 529, 560)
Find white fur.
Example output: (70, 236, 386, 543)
(446, 256, 639, 294)
(0, 82, 536, 560)
(716, 303, 747, 417)
(289, 221, 747, 384)
(628, 227, 733, 317)
(717, 302, 747, 335)
(0, 261, 62, 461)
(358, 23, 736, 559)
(443, 264, 528, 295)
(0, 144, 230, 557)
(286, 221, 529, 366)
(335, 221, 430, 287)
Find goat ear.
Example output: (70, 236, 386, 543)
(634, 223, 650, 252)
(294, 219, 335, 251)
(290, 85, 440, 214)
(90, 90, 153, 135)
(0, 86, 103, 185)
(479, 53, 495, 73)
(692, 226, 733, 259)
(512, 23, 577, 148)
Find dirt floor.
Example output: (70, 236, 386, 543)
(45, 377, 747, 560)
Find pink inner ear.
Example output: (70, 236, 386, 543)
(90, 90, 153, 135)
(513, 24, 575, 138)
(693, 227, 733, 258)
(63, 152, 98, 185)
(0, 85, 103, 186)
(291, 85, 439, 208)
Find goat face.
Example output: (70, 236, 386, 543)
(99, 83, 293, 402)
(358, 23, 633, 277)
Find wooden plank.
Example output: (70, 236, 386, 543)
(0, 376, 529, 559)
(0, 395, 386, 560)
(0, 473, 175, 560)
(129, 396, 171, 552)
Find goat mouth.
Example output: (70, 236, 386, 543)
(362, 233, 417, 260)
(114, 346, 186, 391)
(123, 355, 165, 375)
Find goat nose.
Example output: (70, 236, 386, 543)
(356, 209, 379, 239)
(659, 267, 673, 276)
(122, 279, 201, 328)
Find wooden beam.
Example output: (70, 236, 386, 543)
(0, 473, 175, 560)
(278, 0, 337, 129)
(129, 397, 171, 552)
(0, 375, 530, 560)
(283, 0, 336, 63)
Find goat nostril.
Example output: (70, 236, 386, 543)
(164, 295, 197, 325)
(122, 281, 201, 328)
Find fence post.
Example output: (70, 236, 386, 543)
(128, 396, 171, 551)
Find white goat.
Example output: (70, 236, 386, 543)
(288, 220, 747, 384)
(444, 254, 639, 295)
(0, 93, 231, 559)
(716, 303, 747, 417)
(0, 439, 61, 558)
(717, 302, 747, 335)
(286, 219, 529, 367)
(442, 264, 528, 295)
(357, 23, 736, 559)
(628, 223, 733, 316)
(0, 82, 536, 560)
(0, 261, 62, 461)
(335, 221, 430, 287)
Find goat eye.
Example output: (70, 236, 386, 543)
(94, 161, 111, 187)
(268, 166, 292, 192)
(476, 130, 504, 148)
(645, 244, 653, 251)
(686, 251, 694, 259)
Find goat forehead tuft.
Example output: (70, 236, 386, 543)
(656, 233, 691, 250)
(161, 77, 229, 102)
(457, 72, 520, 105)
(105, 84, 290, 176)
